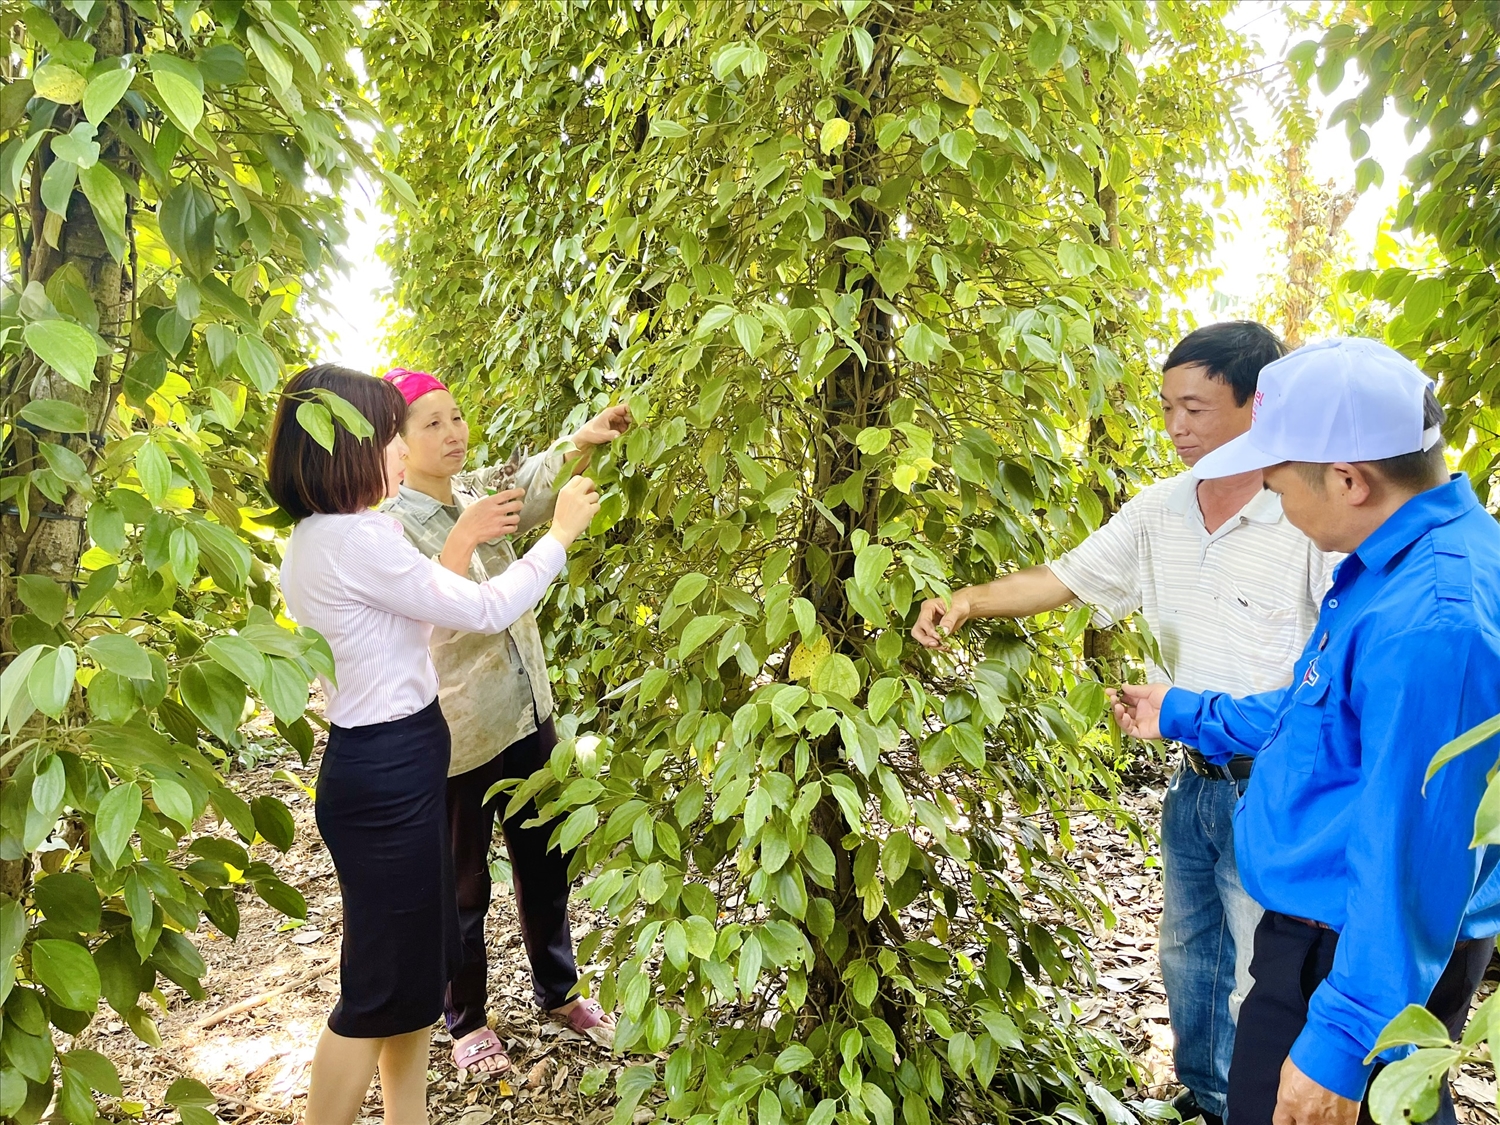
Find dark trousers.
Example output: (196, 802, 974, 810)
(443, 717, 580, 1038)
(1228, 911, 1490, 1125)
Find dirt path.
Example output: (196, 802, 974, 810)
(78, 722, 618, 1124)
(77, 738, 1497, 1124)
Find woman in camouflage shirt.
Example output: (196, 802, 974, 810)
(380, 368, 630, 1078)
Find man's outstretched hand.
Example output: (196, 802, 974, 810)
(912, 589, 974, 649)
(1107, 683, 1169, 740)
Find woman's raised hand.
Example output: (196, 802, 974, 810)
(550, 475, 601, 546)
(454, 488, 525, 545)
(438, 488, 525, 575)
(571, 403, 632, 449)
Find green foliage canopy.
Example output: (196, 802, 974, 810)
(0, 1, 395, 1120)
(369, 2, 1262, 1122)
(1310, 2, 1500, 498)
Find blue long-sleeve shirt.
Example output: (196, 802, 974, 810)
(1159, 475, 1500, 1101)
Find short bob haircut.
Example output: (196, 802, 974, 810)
(267, 364, 407, 520)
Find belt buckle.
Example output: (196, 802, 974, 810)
(1183, 747, 1232, 783)
(1182, 748, 1211, 780)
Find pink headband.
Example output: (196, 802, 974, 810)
(383, 368, 447, 405)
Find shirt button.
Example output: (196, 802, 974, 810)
(1327, 598, 1339, 609)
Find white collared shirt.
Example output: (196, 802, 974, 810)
(279, 510, 567, 729)
(1048, 473, 1339, 695)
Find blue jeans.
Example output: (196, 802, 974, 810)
(1160, 764, 1264, 1118)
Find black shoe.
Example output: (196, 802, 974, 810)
(1171, 1090, 1223, 1125)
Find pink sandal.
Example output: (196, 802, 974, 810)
(453, 1027, 511, 1079)
(555, 998, 615, 1047)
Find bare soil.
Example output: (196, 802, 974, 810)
(77, 720, 618, 1125)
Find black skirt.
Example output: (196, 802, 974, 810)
(316, 698, 459, 1038)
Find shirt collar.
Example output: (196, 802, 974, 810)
(1165, 473, 1285, 526)
(1353, 474, 1479, 574)
(389, 483, 450, 522)
(1165, 474, 1196, 516)
(1239, 488, 1285, 524)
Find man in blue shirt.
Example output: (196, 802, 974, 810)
(1110, 338, 1500, 1125)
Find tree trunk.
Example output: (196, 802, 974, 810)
(797, 9, 902, 1027)
(0, 0, 137, 900)
(1274, 139, 1357, 347)
(1082, 131, 1125, 680)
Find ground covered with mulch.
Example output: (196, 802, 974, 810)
(74, 715, 618, 1124)
(75, 734, 1497, 1124)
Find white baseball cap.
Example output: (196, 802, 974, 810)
(1191, 337, 1440, 480)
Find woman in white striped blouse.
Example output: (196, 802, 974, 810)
(266, 364, 599, 1125)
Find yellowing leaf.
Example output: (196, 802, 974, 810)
(819, 117, 852, 154)
(935, 67, 980, 106)
(789, 635, 831, 681)
(32, 63, 88, 105)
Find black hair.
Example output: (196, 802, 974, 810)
(1163, 321, 1288, 406)
(267, 365, 407, 520)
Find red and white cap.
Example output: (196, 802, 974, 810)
(1192, 337, 1439, 480)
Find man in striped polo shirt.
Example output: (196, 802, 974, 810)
(913, 322, 1338, 1125)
